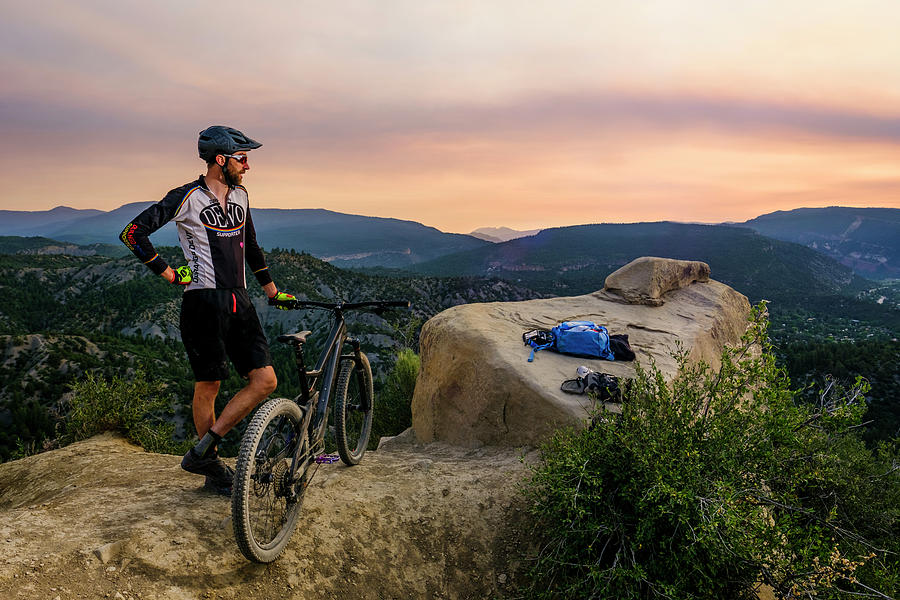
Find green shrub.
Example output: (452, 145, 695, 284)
(65, 369, 189, 455)
(521, 304, 899, 599)
(372, 348, 420, 444)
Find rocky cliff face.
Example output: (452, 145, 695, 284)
(411, 257, 751, 447)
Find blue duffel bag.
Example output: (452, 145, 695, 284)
(552, 321, 615, 361)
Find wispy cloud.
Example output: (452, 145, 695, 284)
(8, 86, 900, 156)
(2, 0, 900, 229)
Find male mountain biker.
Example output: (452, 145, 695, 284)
(119, 125, 295, 495)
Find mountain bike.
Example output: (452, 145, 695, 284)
(231, 298, 410, 563)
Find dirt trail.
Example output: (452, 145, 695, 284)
(0, 433, 535, 600)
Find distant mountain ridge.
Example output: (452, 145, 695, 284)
(741, 207, 900, 280)
(3, 204, 897, 275)
(0, 204, 489, 269)
(410, 221, 864, 304)
(0, 206, 103, 231)
(469, 226, 541, 243)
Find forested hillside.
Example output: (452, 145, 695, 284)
(777, 339, 900, 441)
(0, 245, 544, 460)
(0, 236, 125, 257)
(742, 207, 900, 279)
(411, 222, 860, 299)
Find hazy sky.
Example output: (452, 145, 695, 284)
(3, 1, 900, 232)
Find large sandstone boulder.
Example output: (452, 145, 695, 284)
(411, 257, 751, 447)
(604, 256, 710, 306)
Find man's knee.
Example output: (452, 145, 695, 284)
(250, 367, 277, 395)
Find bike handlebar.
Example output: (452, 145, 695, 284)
(268, 298, 411, 312)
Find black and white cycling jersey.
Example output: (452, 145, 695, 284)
(120, 176, 273, 291)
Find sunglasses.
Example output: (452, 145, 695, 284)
(222, 154, 249, 165)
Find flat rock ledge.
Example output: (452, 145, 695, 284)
(411, 257, 750, 447)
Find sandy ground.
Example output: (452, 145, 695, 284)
(0, 433, 535, 600)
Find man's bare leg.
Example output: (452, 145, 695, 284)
(209, 366, 277, 437)
(183, 367, 276, 479)
(192, 380, 221, 439)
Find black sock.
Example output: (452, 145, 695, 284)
(194, 430, 222, 459)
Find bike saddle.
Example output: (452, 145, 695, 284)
(277, 330, 312, 345)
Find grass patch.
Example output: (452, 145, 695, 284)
(65, 369, 190, 455)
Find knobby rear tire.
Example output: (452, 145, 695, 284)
(232, 397, 307, 563)
(334, 352, 374, 466)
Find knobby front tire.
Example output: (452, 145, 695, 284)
(334, 352, 374, 466)
(232, 397, 307, 563)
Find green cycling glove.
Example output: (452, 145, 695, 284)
(269, 291, 296, 310)
(172, 265, 192, 285)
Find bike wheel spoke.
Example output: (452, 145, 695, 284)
(248, 456, 289, 544)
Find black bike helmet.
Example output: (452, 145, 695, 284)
(197, 125, 262, 162)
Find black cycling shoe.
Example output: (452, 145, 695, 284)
(181, 448, 215, 476)
(181, 448, 233, 481)
(185, 449, 233, 496)
(209, 458, 234, 484)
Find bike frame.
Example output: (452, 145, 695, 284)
(292, 309, 359, 446)
(273, 299, 408, 482)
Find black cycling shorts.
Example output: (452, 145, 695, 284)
(179, 288, 272, 381)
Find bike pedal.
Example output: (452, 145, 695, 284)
(315, 454, 340, 464)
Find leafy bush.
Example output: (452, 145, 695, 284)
(65, 370, 189, 455)
(372, 348, 420, 444)
(521, 305, 899, 599)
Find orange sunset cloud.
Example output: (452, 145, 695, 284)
(2, 1, 899, 231)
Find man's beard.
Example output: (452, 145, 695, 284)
(223, 162, 243, 186)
